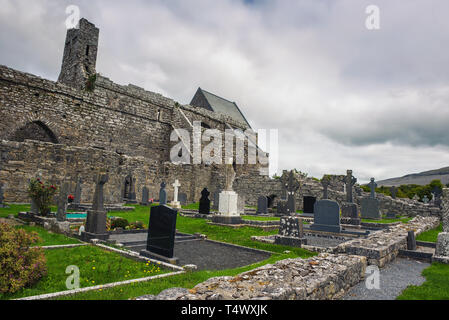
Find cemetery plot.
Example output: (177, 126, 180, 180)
(0, 245, 169, 300)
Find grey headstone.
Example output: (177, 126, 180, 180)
(276, 200, 288, 216)
(56, 181, 69, 222)
(178, 193, 187, 206)
(85, 174, 109, 235)
(212, 191, 220, 210)
(321, 176, 330, 200)
(141, 186, 149, 205)
(238, 195, 245, 214)
(91, 174, 108, 212)
(74, 178, 82, 205)
(344, 170, 357, 203)
(422, 195, 429, 204)
(390, 186, 398, 199)
(360, 197, 381, 220)
(159, 182, 167, 205)
(278, 216, 304, 238)
(30, 197, 38, 214)
(256, 196, 268, 214)
(310, 199, 341, 233)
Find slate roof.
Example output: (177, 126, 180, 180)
(190, 88, 252, 128)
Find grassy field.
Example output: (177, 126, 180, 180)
(397, 263, 449, 300)
(55, 251, 301, 300)
(17, 225, 81, 246)
(416, 223, 443, 243)
(0, 245, 168, 300)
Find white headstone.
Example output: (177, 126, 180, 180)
(170, 179, 181, 209)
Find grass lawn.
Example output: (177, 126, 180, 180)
(0, 204, 30, 218)
(242, 215, 280, 221)
(397, 263, 449, 300)
(0, 245, 169, 300)
(362, 216, 412, 224)
(16, 225, 81, 246)
(416, 223, 442, 243)
(55, 251, 302, 300)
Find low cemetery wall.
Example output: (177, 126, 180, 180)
(138, 253, 367, 300)
(336, 215, 440, 267)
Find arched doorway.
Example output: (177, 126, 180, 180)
(9, 121, 59, 144)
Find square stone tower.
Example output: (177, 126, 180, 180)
(58, 18, 99, 90)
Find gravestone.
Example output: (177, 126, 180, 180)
(390, 186, 398, 199)
(276, 200, 288, 216)
(212, 159, 242, 224)
(256, 196, 268, 214)
(0, 183, 6, 208)
(303, 196, 316, 214)
(361, 178, 381, 220)
(344, 170, 357, 203)
(159, 182, 167, 205)
(74, 178, 82, 205)
(432, 186, 443, 208)
(212, 191, 220, 210)
(321, 176, 330, 200)
(199, 188, 211, 215)
(422, 195, 429, 204)
(412, 194, 419, 201)
(435, 188, 449, 261)
(287, 194, 296, 215)
(310, 199, 341, 233)
(279, 170, 300, 213)
(170, 179, 181, 209)
(386, 212, 397, 219)
(178, 193, 187, 206)
(274, 216, 307, 247)
(124, 175, 137, 204)
(407, 230, 417, 251)
(30, 197, 38, 214)
(140, 205, 178, 264)
(140, 186, 149, 206)
(56, 181, 69, 222)
(83, 174, 109, 241)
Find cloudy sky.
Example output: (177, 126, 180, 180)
(1, 0, 449, 183)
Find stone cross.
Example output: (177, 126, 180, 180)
(441, 188, 449, 232)
(159, 182, 167, 205)
(390, 186, 398, 199)
(74, 177, 82, 205)
(224, 158, 236, 191)
(368, 178, 377, 199)
(321, 176, 330, 200)
(172, 179, 181, 203)
(344, 170, 357, 203)
(92, 174, 108, 212)
(56, 181, 69, 221)
(422, 195, 429, 204)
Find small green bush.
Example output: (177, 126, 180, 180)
(110, 218, 129, 230)
(0, 223, 47, 294)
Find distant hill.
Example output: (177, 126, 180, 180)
(376, 166, 449, 187)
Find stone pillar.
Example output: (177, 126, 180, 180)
(434, 188, 449, 263)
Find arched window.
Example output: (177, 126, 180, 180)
(9, 121, 59, 144)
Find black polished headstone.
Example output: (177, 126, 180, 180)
(199, 188, 211, 215)
(407, 230, 417, 251)
(310, 199, 341, 233)
(256, 196, 268, 214)
(303, 196, 316, 214)
(145, 205, 177, 258)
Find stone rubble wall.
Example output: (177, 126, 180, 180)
(139, 253, 367, 300)
(336, 215, 440, 267)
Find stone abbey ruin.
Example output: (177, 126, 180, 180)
(0, 18, 438, 217)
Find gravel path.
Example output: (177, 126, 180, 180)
(343, 258, 429, 300)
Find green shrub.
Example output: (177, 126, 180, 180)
(27, 178, 58, 216)
(110, 218, 129, 230)
(0, 223, 47, 294)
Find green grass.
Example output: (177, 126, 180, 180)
(55, 251, 302, 300)
(0, 245, 168, 300)
(416, 223, 443, 243)
(181, 202, 200, 210)
(242, 215, 280, 221)
(15, 225, 81, 246)
(397, 263, 449, 300)
(0, 204, 30, 218)
(362, 216, 412, 224)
